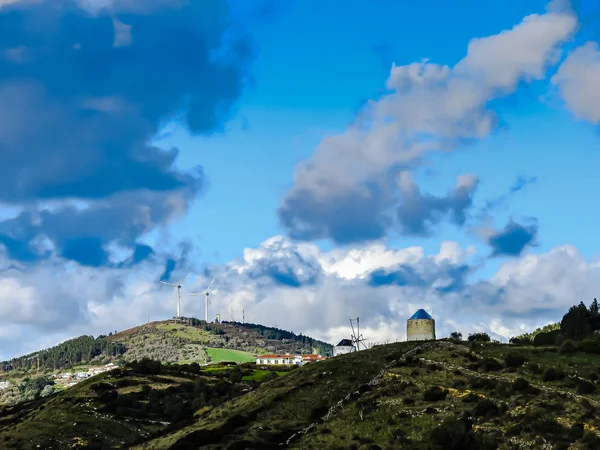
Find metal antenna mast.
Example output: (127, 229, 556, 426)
(350, 317, 367, 351)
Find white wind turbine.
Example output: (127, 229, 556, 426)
(190, 277, 216, 323)
(160, 272, 192, 320)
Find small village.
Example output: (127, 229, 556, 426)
(53, 362, 119, 388)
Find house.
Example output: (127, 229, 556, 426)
(75, 372, 90, 379)
(300, 354, 327, 364)
(256, 354, 296, 365)
(333, 339, 355, 357)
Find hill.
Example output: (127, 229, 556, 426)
(0, 320, 332, 407)
(3, 339, 600, 449)
(1, 319, 332, 373)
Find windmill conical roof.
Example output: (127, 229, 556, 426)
(409, 309, 433, 320)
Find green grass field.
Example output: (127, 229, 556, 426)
(205, 348, 256, 363)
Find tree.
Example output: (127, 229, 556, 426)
(467, 333, 491, 343)
(561, 302, 593, 340)
(450, 332, 462, 341)
(589, 298, 600, 331)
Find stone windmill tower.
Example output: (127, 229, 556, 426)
(406, 309, 436, 341)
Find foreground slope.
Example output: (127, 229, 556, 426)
(136, 341, 600, 450)
(0, 360, 289, 449)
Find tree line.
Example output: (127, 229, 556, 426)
(510, 299, 600, 346)
(3, 335, 126, 372)
(226, 321, 333, 355)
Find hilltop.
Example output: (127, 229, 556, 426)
(2, 339, 600, 449)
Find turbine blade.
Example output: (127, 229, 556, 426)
(205, 277, 216, 292)
(160, 281, 176, 286)
(177, 272, 193, 285)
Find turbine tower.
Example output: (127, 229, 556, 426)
(190, 277, 216, 322)
(159, 272, 192, 319)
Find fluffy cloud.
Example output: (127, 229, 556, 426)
(553, 41, 600, 124)
(0, 0, 252, 267)
(2, 235, 598, 360)
(278, 6, 577, 244)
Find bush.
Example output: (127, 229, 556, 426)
(543, 367, 565, 382)
(576, 379, 596, 394)
(528, 363, 542, 375)
(471, 399, 499, 418)
(468, 333, 491, 343)
(423, 386, 447, 402)
(559, 340, 577, 355)
(480, 358, 503, 372)
(579, 338, 600, 355)
(512, 377, 530, 392)
(503, 353, 526, 368)
(533, 330, 562, 346)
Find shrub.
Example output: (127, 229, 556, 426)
(528, 363, 542, 374)
(579, 338, 600, 355)
(468, 333, 491, 343)
(423, 386, 448, 402)
(503, 353, 526, 368)
(533, 330, 562, 346)
(543, 367, 565, 382)
(471, 399, 499, 418)
(576, 379, 596, 394)
(559, 340, 577, 355)
(480, 358, 503, 372)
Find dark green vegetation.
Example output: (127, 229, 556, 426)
(0, 359, 291, 449)
(123, 340, 600, 450)
(3, 340, 600, 448)
(511, 299, 600, 347)
(3, 336, 126, 372)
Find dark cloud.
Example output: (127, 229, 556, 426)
(278, 172, 479, 244)
(396, 173, 479, 237)
(0, 0, 253, 266)
(368, 265, 424, 287)
(278, 181, 391, 244)
(368, 260, 470, 294)
(488, 220, 538, 257)
(483, 174, 537, 212)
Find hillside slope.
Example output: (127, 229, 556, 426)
(135, 341, 600, 450)
(4, 340, 600, 449)
(0, 360, 291, 449)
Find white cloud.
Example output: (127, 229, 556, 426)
(553, 42, 600, 124)
(279, 5, 577, 243)
(1, 235, 598, 360)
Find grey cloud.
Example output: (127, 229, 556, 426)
(553, 41, 600, 124)
(0, 0, 253, 266)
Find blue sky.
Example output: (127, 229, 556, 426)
(1, 0, 600, 359)
(169, 0, 600, 266)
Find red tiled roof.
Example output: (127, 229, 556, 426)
(302, 354, 326, 361)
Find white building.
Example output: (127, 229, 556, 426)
(75, 372, 90, 379)
(333, 339, 355, 357)
(256, 354, 296, 365)
(406, 309, 436, 341)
